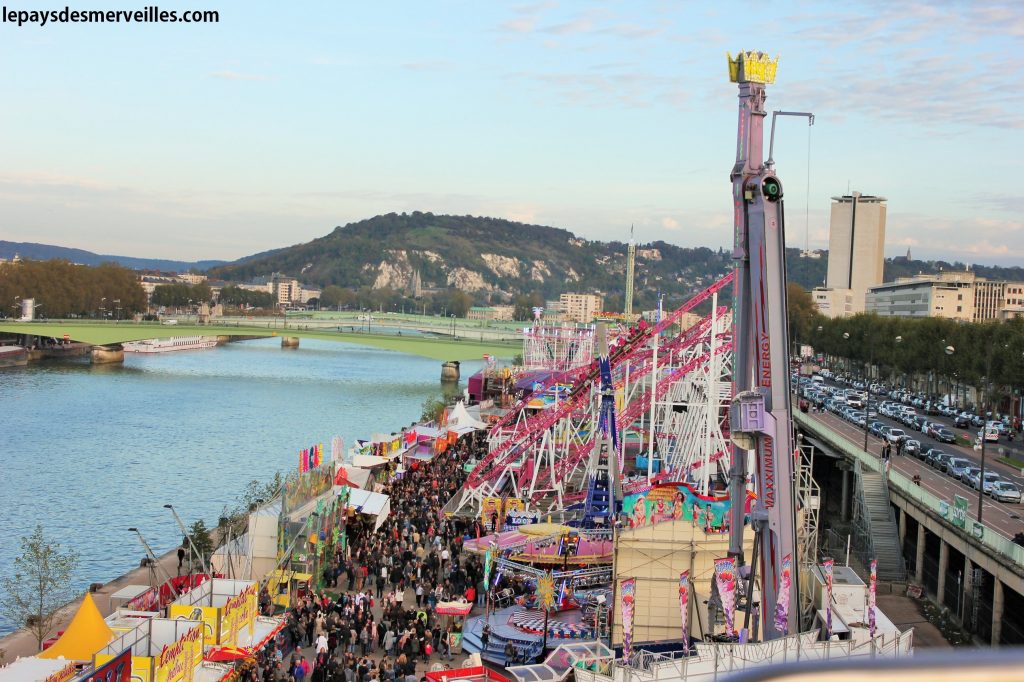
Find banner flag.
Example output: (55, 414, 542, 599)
(679, 571, 690, 652)
(823, 557, 835, 638)
(774, 553, 792, 635)
(621, 578, 636, 663)
(714, 558, 737, 637)
(868, 559, 877, 637)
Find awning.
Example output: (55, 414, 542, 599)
(405, 444, 435, 461)
(352, 454, 390, 469)
(345, 488, 391, 530)
(413, 426, 443, 439)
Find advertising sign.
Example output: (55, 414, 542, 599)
(44, 662, 77, 682)
(773, 553, 792, 635)
(622, 482, 753, 532)
(868, 559, 877, 638)
(620, 578, 636, 663)
(678, 572, 689, 653)
(77, 648, 131, 682)
(154, 625, 202, 682)
(713, 558, 737, 637)
(169, 605, 220, 646)
(952, 495, 969, 529)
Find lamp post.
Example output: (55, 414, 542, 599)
(114, 299, 121, 322)
(843, 332, 873, 453)
(99, 297, 107, 320)
(972, 343, 1007, 526)
(164, 504, 210, 576)
(450, 314, 456, 338)
(128, 527, 179, 598)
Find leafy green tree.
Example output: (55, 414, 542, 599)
(420, 394, 448, 423)
(188, 521, 214, 568)
(0, 525, 79, 651)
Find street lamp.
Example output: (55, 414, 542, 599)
(128, 527, 179, 597)
(843, 332, 873, 454)
(450, 314, 456, 338)
(164, 504, 210, 576)
(99, 297, 107, 319)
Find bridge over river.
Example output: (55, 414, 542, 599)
(0, 320, 520, 362)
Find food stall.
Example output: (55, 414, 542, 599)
(435, 601, 474, 654)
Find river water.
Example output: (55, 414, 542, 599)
(0, 338, 477, 635)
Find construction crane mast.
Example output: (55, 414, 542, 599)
(726, 51, 800, 640)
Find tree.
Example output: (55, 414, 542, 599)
(188, 520, 214, 569)
(420, 394, 448, 423)
(0, 525, 79, 651)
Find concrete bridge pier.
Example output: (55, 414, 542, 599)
(915, 524, 926, 584)
(91, 345, 124, 364)
(993, 578, 1005, 645)
(216, 335, 232, 346)
(281, 336, 300, 349)
(441, 360, 460, 382)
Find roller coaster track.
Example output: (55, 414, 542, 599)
(466, 273, 734, 490)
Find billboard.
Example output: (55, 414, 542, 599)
(79, 649, 132, 682)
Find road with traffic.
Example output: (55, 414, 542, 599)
(803, 394, 1024, 541)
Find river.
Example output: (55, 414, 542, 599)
(0, 338, 477, 635)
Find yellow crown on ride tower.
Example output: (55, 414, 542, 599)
(727, 51, 779, 84)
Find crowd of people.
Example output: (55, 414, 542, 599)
(252, 435, 494, 682)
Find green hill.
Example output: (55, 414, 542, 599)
(210, 213, 1024, 307)
(211, 212, 731, 310)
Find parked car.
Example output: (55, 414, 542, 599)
(887, 428, 908, 444)
(960, 466, 981, 485)
(904, 439, 922, 457)
(946, 457, 973, 479)
(966, 469, 1001, 492)
(989, 480, 1022, 503)
(869, 421, 885, 437)
(935, 427, 957, 444)
(924, 449, 950, 470)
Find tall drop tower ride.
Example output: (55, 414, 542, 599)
(726, 51, 800, 640)
(624, 225, 636, 318)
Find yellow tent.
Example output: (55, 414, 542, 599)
(38, 593, 114, 661)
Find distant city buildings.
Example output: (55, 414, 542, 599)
(560, 292, 604, 323)
(467, 305, 515, 322)
(812, 192, 887, 318)
(866, 270, 1024, 322)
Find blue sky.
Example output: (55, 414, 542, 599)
(1, 1, 1021, 265)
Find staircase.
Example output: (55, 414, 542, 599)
(854, 468, 907, 582)
(582, 471, 611, 528)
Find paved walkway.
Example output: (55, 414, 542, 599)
(876, 593, 951, 648)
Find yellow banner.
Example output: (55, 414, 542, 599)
(154, 625, 202, 682)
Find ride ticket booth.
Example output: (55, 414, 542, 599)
(266, 570, 312, 610)
(435, 601, 473, 654)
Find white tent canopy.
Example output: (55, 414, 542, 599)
(337, 488, 391, 531)
(448, 401, 486, 430)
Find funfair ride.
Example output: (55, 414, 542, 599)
(447, 273, 737, 518)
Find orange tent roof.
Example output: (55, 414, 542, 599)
(38, 593, 114, 661)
